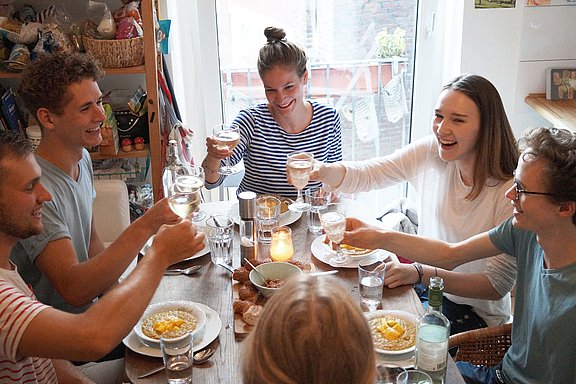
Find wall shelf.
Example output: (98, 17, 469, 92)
(525, 93, 576, 132)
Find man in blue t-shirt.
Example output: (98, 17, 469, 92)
(340, 127, 576, 383)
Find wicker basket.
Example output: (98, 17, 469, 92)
(83, 35, 144, 68)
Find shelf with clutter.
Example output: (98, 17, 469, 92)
(0, 0, 164, 201)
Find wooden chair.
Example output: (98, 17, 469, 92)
(448, 323, 512, 367)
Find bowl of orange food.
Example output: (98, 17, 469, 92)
(365, 310, 419, 354)
(134, 301, 206, 348)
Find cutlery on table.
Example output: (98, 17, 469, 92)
(163, 265, 203, 276)
(244, 258, 267, 283)
(308, 270, 339, 277)
(136, 348, 216, 379)
(216, 262, 235, 273)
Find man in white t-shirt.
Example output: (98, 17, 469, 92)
(0, 131, 205, 382)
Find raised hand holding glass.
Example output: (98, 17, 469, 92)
(212, 123, 241, 175)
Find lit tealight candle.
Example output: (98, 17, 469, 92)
(270, 226, 294, 262)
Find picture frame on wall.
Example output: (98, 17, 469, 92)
(546, 68, 576, 100)
(527, 0, 576, 6)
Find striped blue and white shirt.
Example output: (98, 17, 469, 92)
(207, 101, 342, 198)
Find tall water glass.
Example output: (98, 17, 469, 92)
(358, 259, 385, 312)
(212, 123, 241, 175)
(304, 187, 331, 234)
(286, 152, 314, 212)
(205, 215, 234, 266)
(256, 196, 281, 244)
(161, 333, 193, 383)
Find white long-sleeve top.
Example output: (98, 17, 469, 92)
(338, 135, 516, 326)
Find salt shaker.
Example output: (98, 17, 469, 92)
(238, 191, 257, 264)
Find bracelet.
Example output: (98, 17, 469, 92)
(202, 160, 220, 175)
(413, 262, 423, 285)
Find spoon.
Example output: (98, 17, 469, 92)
(244, 258, 267, 284)
(136, 348, 216, 379)
(163, 265, 203, 276)
(217, 262, 235, 273)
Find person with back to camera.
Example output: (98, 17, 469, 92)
(242, 273, 376, 384)
(339, 126, 576, 383)
(202, 26, 342, 198)
(0, 130, 205, 382)
(311, 74, 519, 334)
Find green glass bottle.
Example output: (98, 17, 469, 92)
(415, 276, 450, 384)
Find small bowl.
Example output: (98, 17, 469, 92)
(249, 262, 302, 297)
(134, 301, 206, 348)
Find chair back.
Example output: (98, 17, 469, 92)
(448, 323, 512, 367)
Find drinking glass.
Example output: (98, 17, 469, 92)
(304, 187, 331, 234)
(319, 203, 348, 264)
(205, 215, 234, 266)
(376, 363, 407, 384)
(187, 165, 207, 222)
(161, 333, 193, 383)
(286, 152, 314, 212)
(168, 175, 203, 219)
(396, 369, 433, 384)
(212, 123, 241, 175)
(358, 259, 385, 312)
(256, 196, 281, 244)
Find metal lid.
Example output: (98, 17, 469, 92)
(238, 191, 257, 218)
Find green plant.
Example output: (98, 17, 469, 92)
(376, 27, 406, 58)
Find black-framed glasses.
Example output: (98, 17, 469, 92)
(513, 180, 555, 200)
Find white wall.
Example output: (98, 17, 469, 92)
(459, 2, 576, 137)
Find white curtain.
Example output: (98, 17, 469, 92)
(159, 0, 224, 200)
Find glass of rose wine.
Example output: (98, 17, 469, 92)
(167, 175, 203, 219)
(212, 123, 241, 175)
(319, 203, 348, 264)
(286, 151, 314, 212)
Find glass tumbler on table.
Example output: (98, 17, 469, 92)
(358, 259, 385, 312)
(212, 123, 241, 175)
(286, 151, 314, 212)
(304, 187, 331, 234)
(396, 369, 433, 384)
(318, 203, 347, 264)
(167, 175, 203, 219)
(161, 333, 194, 384)
(256, 195, 281, 244)
(205, 215, 234, 266)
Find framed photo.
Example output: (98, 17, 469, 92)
(546, 68, 576, 100)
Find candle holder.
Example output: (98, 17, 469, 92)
(269, 226, 294, 262)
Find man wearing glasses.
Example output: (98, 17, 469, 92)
(341, 126, 576, 383)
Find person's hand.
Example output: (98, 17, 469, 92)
(140, 197, 180, 233)
(384, 261, 419, 288)
(205, 136, 231, 159)
(308, 159, 324, 181)
(150, 220, 205, 267)
(341, 217, 382, 250)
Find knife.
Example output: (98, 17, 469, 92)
(308, 270, 339, 277)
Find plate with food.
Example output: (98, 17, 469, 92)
(228, 196, 302, 227)
(123, 302, 222, 358)
(365, 310, 419, 355)
(339, 243, 379, 258)
(141, 235, 209, 261)
(311, 235, 389, 268)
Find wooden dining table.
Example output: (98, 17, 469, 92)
(124, 200, 466, 384)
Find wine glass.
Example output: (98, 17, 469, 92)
(187, 165, 207, 222)
(212, 123, 241, 175)
(286, 152, 314, 212)
(167, 175, 203, 219)
(319, 203, 348, 264)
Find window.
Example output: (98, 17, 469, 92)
(214, 0, 418, 208)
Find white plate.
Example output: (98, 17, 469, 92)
(141, 236, 210, 261)
(123, 302, 222, 358)
(310, 235, 390, 268)
(365, 310, 419, 355)
(376, 353, 416, 369)
(228, 202, 302, 226)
